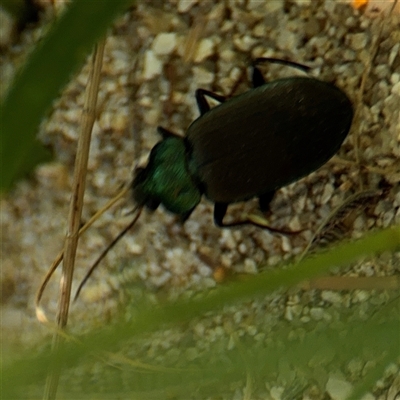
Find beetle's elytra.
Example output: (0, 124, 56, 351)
(132, 58, 353, 228)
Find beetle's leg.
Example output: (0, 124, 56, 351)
(214, 200, 301, 234)
(251, 58, 311, 88)
(146, 198, 160, 211)
(157, 126, 182, 139)
(258, 191, 275, 212)
(213, 202, 229, 227)
(195, 89, 227, 115)
(180, 208, 195, 223)
(253, 57, 311, 74)
(251, 64, 266, 88)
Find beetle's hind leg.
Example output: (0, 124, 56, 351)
(252, 57, 311, 88)
(258, 191, 275, 212)
(213, 203, 251, 228)
(195, 89, 227, 115)
(213, 199, 300, 234)
(214, 203, 254, 229)
(213, 203, 229, 227)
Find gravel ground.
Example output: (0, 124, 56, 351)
(1, 1, 400, 399)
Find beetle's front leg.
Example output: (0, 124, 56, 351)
(251, 64, 266, 88)
(195, 89, 227, 115)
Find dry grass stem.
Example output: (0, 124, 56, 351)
(43, 39, 106, 400)
(35, 184, 129, 322)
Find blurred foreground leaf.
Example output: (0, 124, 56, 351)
(2, 226, 399, 399)
(0, 0, 133, 192)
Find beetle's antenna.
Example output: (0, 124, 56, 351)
(73, 206, 143, 302)
(35, 184, 130, 321)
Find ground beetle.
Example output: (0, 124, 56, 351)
(74, 58, 354, 300)
(132, 58, 354, 228)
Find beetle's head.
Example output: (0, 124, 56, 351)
(132, 137, 201, 217)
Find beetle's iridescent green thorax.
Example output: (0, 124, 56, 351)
(132, 137, 201, 216)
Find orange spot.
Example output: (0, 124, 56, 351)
(353, 0, 368, 9)
(213, 266, 229, 283)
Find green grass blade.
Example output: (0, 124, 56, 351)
(0, 0, 133, 192)
(1, 226, 399, 399)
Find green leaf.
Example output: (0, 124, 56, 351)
(2, 226, 399, 399)
(0, 0, 133, 192)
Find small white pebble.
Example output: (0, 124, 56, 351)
(281, 236, 291, 252)
(194, 38, 214, 63)
(220, 230, 236, 250)
(265, 1, 283, 12)
(137, 96, 152, 107)
(238, 242, 247, 254)
(221, 254, 232, 268)
(389, 43, 400, 66)
(360, 393, 375, 400)
(391, 81, 400, 96)
(276, 30, 298, 51)
(193, 323, 205, 337)
(219, 49, 236, 63)
(197, 264, 212, 277)
(253, 23, 266, 38)
(268, 255, 281, 266)
(390, 73, 400, 85)
(233, 311, 242, 324)
(288, 216, 302, 231)
(227, 335, 235, 350)
(125, 241, 143, 255)
(385, 363, 399, 376)
(285, 306, 294, 321)
(243, 258, 257, 274)
(150, 271, 171, 287)
(321, 290, 342, 304)
(326, 376, 353, 400)
(375, 378, 386, 389)
(321, 184, 334, 204)
(152, 33, 177, 56)
(192, 66, 214, 85)
(270, 386, 284, 400)
(285, 305, 302, 321)
(352, 290, 370, 303)
(309, 307, 325, 321)
(148, 262, 162, 275)
(247, 325, 257, 336)
(177, 0, 197, 13)
(349, 33, 368, 50)
(347, 358, 363, 376)
(142, 50, 162, 80)
(233, 34, 257, 52)
(143, 108, 160, 126)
